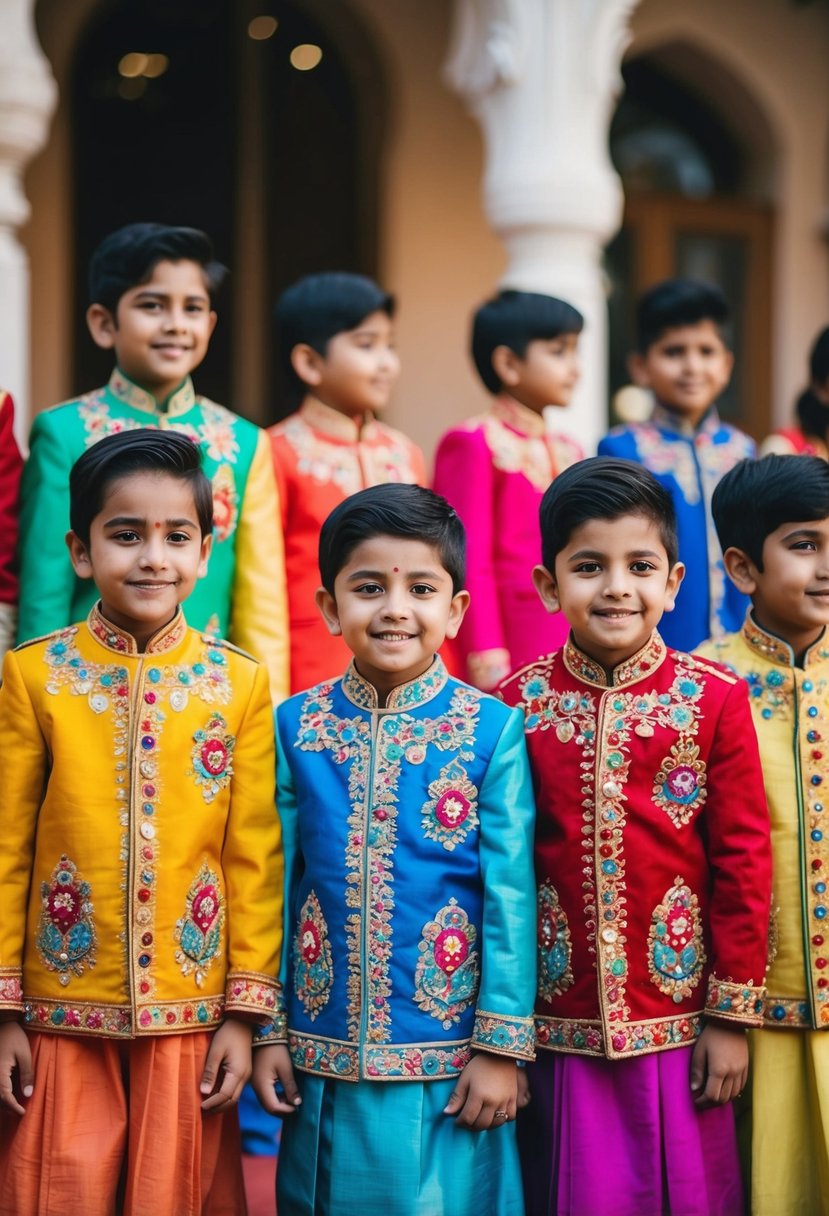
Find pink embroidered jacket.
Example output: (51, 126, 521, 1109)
(433, 398, 582, 690)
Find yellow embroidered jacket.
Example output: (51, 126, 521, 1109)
(0, 606, 283, 1038)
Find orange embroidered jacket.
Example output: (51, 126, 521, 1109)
(0, 607, 283, 1038)
(500, 633, 772, 1060)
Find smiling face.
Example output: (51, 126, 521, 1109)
(315, 535, 469, 704)
(67, 470, 212, 650)
(293, 309, 400, 419)
(532, 513, 684, 674)
(86, 259, 217, 403)
(630, 319, 733, 427)
(724, 518, 829, 659)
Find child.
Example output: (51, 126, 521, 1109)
(433, 290, 583, 690)
(0, 389, 23, 664)
(697, 454, 829, 1215)
(598, 279, 755, 651)
(18, 222, 288, 702)
(252, 483, 537, 1216)
(500, 457, 772, 1216)
(268, 272, 426, 693)
(761, 325, 829, 458)
(0, 429, 283, 1214)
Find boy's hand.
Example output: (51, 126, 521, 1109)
(443, 1053, 519, 1130)
(200, 1017, 253, 1113)
(251, 1044, 302, 1117)
(0, 1021, 33, 1116)
(690, 1023, 749, 1109)
(516, 1064, 531, 1109)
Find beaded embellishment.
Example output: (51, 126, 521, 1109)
(537, 881, 574, 1001)
(652, 740, 707, 828)
(420, 759, 479, 851)
(293, 891, 334, 1021)
(414, 899, 479, 1029)
(189, 714, 236, 803)
(211, 464, 239, 542)
(647, 877, 706, 1001)
(174, 864, 225, 985)
(36, 855, 97, 986)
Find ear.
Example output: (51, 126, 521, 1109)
(315, 586, 342, 636)
(490, 345, 523, 390)
(207, 311, 218, 340)
(661, 561, 686, 614)
(197, 531, 213, 579)
(532, 564, 561, 614)
(290, 343, 325, 390)
(444, 590, 471, 640)
(86, 303, 118, 351)
(627, 351, 650, 388)
(66, 530, 94, 580)
(721, 546, 759, 596)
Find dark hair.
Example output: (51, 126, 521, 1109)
(539, 457, 679, 571)
(636, 279, 730, 353)
(69, 428, 214, 546)
(318, 484, 465, 595)
(471, 289, 584, 394)
(810, 326, 829, 384)
(711, 455, 829, 570)
(793, 327, 829, 442)
(276, 272, 395, 396)
(88, 223, 227, 313)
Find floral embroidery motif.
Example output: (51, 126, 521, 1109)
(174, 864, 225, 985)
(647, 877, 706, 1001)
(287, 1033, 473, 1081)
(706, 975, 764, 1023)
(293, 891, 334, 1020)
(414, 899, 480, 1029)
(535, 1012, 702, 1058)
(481, 414, 557, 492)
(36, 856, 96, 985)
(278, 409, 420, 496)
(0, 972, 23, 1006)
(537, 882, 574, 1000)
(472, 1011, 536, 1058)
(652, 741, 707, 827)
(211, 464, 239, 542)
(420, 759, 479, 850)
(189, 714, 236, 802)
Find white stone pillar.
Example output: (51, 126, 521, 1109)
(446, 0, 637, 454)
(0, 0, 57, 445)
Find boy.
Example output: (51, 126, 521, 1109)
(0, 429, 282, 1213)
(598, 279, 755, 651)
(433, 289, 583, 690)
(252, 484, 537, 1216)
(0, 389, 22, 664)
(698, 454, 829, 1215)
(269, 272, 426, 693)
(18, 222, 288, 702)
(500, 457, 772, 1216)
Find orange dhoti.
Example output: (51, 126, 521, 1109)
(0, 1031, 246, 1216)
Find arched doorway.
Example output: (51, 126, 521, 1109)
(607, 42, 776, 439)
(70, 0, 388, 420)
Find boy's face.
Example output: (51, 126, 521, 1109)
(315, 535, 469, 702)
(629, 320, 733, 427)
(293, 310, 399, 418)
(86, 259, 217, 403)
(723, 518, 829, 657)
(67, 471, 211, 651)
(533, 513, 684, 673)
(494, 334, 580, 414)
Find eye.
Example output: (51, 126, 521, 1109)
(138, 301, 162, 312)
(573, 561, 601, 574)
(790, 540, 817, 552)
(630, 560, 656, 573)
(411, 583, 436, 596)
(168, 530, 192, 544)
(354, 582, 384, 596)
(186, 302, 207, 314)
(112, 529, 140, 543)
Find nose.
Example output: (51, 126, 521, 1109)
(602, 566, 631, 599)
(162, 305, 188, 332)
(381, 586, 410, 619)
(380, 345, 400, 375)
(138, 533, 168, 569)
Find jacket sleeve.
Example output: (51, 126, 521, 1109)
(433, 427, 510, 688)
(221, 660, 284, 1023)
(702, 676, 772, 1025)
(17, 410, 77, 643)
(0, 649, 47, 1013)
(228, 430, 290, 703)
(471, 706, 537, 1059)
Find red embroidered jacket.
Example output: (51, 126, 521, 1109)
(500, 633, 772, 1060)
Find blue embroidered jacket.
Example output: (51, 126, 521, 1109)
(598, 405, 755, 651)
(261, 656, 537, 1082)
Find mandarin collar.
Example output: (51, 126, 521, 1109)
(651, 401, 721, 439)
(109, 368, 196, 418)
(741, 610, 829, 669)
(342, 654, 449, 709)
(86, 602, 188, 655)
(562, 631, 667, 688)
(300, 397, 378, 443)
(491, 395, 547, 437)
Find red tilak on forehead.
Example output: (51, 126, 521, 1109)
(393, 567, 399, 572)
(154, 522, 161, 528)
